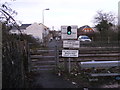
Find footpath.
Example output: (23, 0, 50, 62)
(29, 71, 77, 88)
(28, 40, 77, 88)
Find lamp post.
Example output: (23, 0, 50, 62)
(118, 1, 120, 25)
(42, 8, 50, 24)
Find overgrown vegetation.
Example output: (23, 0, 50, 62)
(0, 2, 42, 88)
(2, 22, 43, 88)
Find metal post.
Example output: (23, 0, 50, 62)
(55, 45, 58, 69)
(42, 9, 44, 24)
(68, 47, 71, 73)
(42, 8, 50, 24)
(64, 58, 68, 72)
(68, 58, 71, 73)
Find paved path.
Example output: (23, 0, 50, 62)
(29, 40, 77, 88)
(30, 72, 77, 88)
(47, 39, 62, 49)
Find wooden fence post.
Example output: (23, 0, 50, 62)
(27, 43, 31, 72)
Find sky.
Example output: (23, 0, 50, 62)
(0, 0, 120, 30)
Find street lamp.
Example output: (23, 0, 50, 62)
(42, 8, 50, 24)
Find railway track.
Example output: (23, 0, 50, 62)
(59, 47, 120, 62)
(29, 47, 120, 72)
(58, 47, 120, 77)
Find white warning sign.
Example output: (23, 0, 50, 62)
(62, 50, 79, 57)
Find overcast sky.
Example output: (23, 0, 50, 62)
(0, 0, 120, 30)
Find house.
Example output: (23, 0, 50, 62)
(9, 23, 50, 42)
(25, 23, 50, 42)
(10, 24, 31, 34)
(77, 25, 99, 38)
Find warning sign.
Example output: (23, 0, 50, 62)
(63, 40, 80, 48)
(62, 50, 79, 57)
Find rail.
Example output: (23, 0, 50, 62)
(58, 46, 120, 77)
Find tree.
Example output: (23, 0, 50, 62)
(0, 2, 20, 31)
(94, 10, 115, 31)
(94, 10, 116, 41)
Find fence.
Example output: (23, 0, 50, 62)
(2, 39, 29, 88)
(28, 44, 58, 72)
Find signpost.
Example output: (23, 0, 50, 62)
(61, 25, 79, 73)
(63, 40, 79, 48)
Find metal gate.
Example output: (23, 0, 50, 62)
(29, 46, 59, 72)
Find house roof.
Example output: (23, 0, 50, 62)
(20, 24, 31, 29)
(78, 25, 99, 33)
(11, 23, 50, 32)
(79, 25, 93, 31)
(39, 23, 49, 29)
(11, 24, 31, 30)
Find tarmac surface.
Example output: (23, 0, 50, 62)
(29, 71, 77, 88)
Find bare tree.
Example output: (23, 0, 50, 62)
(94, 10, 116, 42)
(94, 10, 115, 24)
(0, 2, 22, 32)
